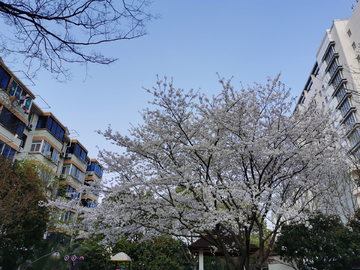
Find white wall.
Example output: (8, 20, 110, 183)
(268, 263, 295, 270)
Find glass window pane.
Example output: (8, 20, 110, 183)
(8, 115, 18, 134)
(62, 165, 70, 175)
(36, 116, 48, 129)
(8, 148, 16, 161)
(14, 84, 23, 99)
(52, 149, 59, 163)
(0, 107, 11, 126)
(51, 120, 57, 135)
(47, 117, 53, 131)
(0, 66, 11, 90)
(8, 81, 17, 96)
(15, 121, 25, 137)
(57, 128, 64, 141)
(0, 141, 4, 154)
(41, 141, 51, 156)
(23, 98, 32, 110)
(2, 144, 10, 158)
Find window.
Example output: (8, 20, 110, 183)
(62, 164, 84, 182)
(8, 80, 23, 99)
(340, 98, 351, 116)
(349, 129, 360, 147)
(87, 201, 97, 208)
(352, 42, 357, 50)
(8, 80, 33, 110)
(0, 66, 10, 90)
(325, 96, 329, 103)
(41, 140, 52, 156)
(87, 161, 103, 177)
(0, 140, 16, 161)
(30, 140, 42, 152)
(319, 90, 322, 97)
(65, 185, 79, 199)
(305, 79, 313, 92)
(322, 101, 325, 108)
(51, 149, 59, 163)
(328, 59, 339, 77)
(88, 201, 97, 208)
(36, 116, 65, 141)
(300, 95, 306, 105)
(19, 133, 27, 149)
(348, 29, 352, 37)
(81, 199, 97, 208)
(325, 46, 335, 64)
(336, 84, 347, 102)
(0, 107, 25, 136)
(344, 113, 356, 128)
(30, 139, 60, 163)
(332, 72, 343, 88)
(59, 211, 75, 222)
(39, 170, 55, 184)
(70, 165, 83, 181)
(67, 143, 87, 163)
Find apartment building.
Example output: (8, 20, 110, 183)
(295, 3, 360, 207)
(0, 59, 103, 224)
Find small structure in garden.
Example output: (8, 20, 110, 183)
(189, 234, 259, 270)
(110, 252, 132, 270)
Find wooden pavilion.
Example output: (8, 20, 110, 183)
(188, 234, 259, 270)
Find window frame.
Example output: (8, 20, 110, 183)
(0, 140, 16, 161)
(30, 139, 60, 163)
(0, 107, 25, 136)
(62, 164, 84, 182)
(36, 116, 65, 141)
(348, 29, 352, 37)
(0, 66, 11, 90)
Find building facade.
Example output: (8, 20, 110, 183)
(0, 59, 103, 226)
(295, 3, 360, 209)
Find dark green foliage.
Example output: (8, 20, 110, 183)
(0, 158, 49, 270)
(129, 236, 186, 270)
(77, 235, 188, 270)
(76, 234, 130, 270)
(275, 212, 360, 270)
(204, 256, 229, 270)
(28, 233, 74, 270)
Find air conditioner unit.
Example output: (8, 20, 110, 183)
(65, 153, 72, 158)
(87, 172, 94, 177)
(60, 152, 66, 158)
(18, 147, 23, 153)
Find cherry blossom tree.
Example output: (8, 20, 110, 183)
(90, 75, 346, 270)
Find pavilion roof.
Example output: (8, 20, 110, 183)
(188, 233, 258, 257)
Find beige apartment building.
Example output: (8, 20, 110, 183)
(0, 59, 102, 226)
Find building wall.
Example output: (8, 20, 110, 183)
(295, 3, 360, 214)
(0, 59, 103, 224)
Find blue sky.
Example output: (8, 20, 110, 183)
(1, 0, 357, 177)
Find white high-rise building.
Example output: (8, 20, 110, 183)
(295, 3, 360, 211)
